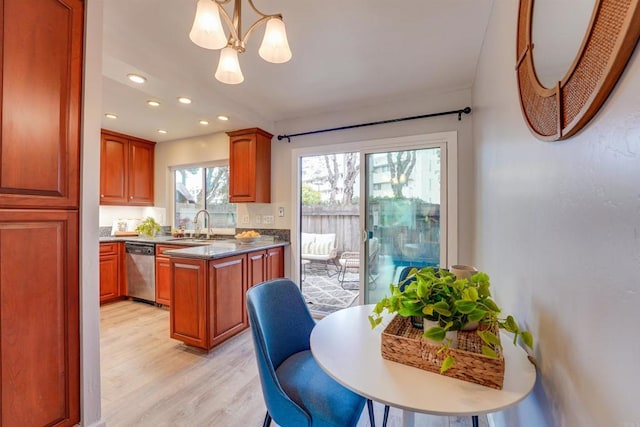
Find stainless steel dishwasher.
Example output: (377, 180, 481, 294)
(125, 242, 156, 304)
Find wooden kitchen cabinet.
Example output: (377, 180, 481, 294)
(247, 250, 268, 287)
(0, 0, 83, 425)
(99, 242, 123, 304)
(227, 128, 273, 203)
(156, 244, 183, 307)
(100, 129, 155, 206)
(266, 246, 284, 280)
(170, 257, 208, 349)
(170, 247, 284, 351)
(247, 246, 284, 288)
(208, 254, 248, 347)
(0, 210, 80, 426)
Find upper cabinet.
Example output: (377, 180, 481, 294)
(227, 128, 273, 203)
(0, 0, 83, 210)
(100, 130, 155, 206)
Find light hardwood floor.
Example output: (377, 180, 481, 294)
(100, 301, 487, 427)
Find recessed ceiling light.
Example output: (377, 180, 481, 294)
(177, 97, 192, 104)
(104, 113, 118, 119)
(199, 120, 209, 125)
(147, 100, 161, 107)
(217, 115, 229, 121)
(157, 129, 168, 134)
(127, 73, 147, 84)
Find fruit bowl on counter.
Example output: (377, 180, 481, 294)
(235, 231, 260, 244)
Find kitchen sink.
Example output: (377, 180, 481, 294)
(167, 237, 236, 245)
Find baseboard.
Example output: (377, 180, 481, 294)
(82, 418, 106, 427)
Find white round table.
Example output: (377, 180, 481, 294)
(310, 305, 537, 426)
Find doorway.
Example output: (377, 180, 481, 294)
(294, 131, 457, 312)
(299, 152, 361, 315)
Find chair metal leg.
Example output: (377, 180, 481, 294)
(366, 399, 375, 426)
(263, 412, 272, 427)
(382, 405, 390, 427)
(472, 415, 479, 427)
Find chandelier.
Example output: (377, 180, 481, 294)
(189, 0, 292, 84)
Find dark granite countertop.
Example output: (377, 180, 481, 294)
(99, 235, 289, 256)
(163, 239, 289, 260)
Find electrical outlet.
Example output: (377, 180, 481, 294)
(242, 215, 250, 224)
(255, 215, 261, 224)
(263, 215, 274, 224)
(278, 207, 285, 217)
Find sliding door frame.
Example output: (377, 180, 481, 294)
(290, 131, 458, 300)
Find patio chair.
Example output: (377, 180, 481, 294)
(246, 278, 379, 426)
(337, 238, 380, 289)
(301, 232, 339, 276)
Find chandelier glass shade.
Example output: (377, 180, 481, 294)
(189, 0, 292, 84)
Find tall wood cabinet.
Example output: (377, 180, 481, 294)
(100, 129, 155, 206)
(0, 0, 83, 425)
(227, 128, 273, 203)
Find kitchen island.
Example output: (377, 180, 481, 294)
(164, 239, 288, 351)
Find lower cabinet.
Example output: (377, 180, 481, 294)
(170, 246, 285, 351)
(155, 244, 183, 307)
(99, 242, 123, 304)
(247, 246, 284, 288)
(170, 257, 208, 348)
(208, 254, 248, 347)
(0, 210, 80, 426)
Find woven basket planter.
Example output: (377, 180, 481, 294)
(381, 315, 505, 389)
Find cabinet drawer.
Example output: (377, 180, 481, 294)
(156, 244, 183, 257)
(100, 242, 119, 255)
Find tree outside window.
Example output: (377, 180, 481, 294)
(174, 165, 236, 230)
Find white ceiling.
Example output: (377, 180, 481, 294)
(101, 0, 494, 142)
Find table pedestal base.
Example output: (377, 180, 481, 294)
(400, 410, 479, 427)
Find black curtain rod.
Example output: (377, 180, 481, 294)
(276, 106, 472, 142)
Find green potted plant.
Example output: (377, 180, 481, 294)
(369, 267, 533, 372)
(135, 217, 162, 237)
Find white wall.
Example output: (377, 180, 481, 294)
(472, 2, 640, 426)
(81, 1, 104, 426)
(273, 87, 475, 264)
(154, 131, 292, 231)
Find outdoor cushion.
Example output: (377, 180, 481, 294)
(301, 233, 337, 261)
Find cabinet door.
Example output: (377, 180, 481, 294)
(128, 140, 154, 205)
(100, 133, 128, 204)
(170, 258, 207, 349)
(0, 209, 79, 426)
(99, 253, 120, 303)
(156, 245, 182, 307)
(227, 128, 272, 203)
(228, 134, 256, 202)
(208, 254, 247, 347)
(155, 257, 171, 307)
(266, 246, 284, 280)
(0, 0, 83, 210)
(247, 250, 267, 287)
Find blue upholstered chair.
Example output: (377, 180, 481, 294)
(246, 278, 375, 427)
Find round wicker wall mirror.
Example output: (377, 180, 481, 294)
(516, 0, 640, 141)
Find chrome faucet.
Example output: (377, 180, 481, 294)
(193, 209, 211, 239)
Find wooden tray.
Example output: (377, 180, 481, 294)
(381, 315, 505, 389)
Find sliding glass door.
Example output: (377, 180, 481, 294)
(363, 146, 446, 303)
(294, 132, 455, 311)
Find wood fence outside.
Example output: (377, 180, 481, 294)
(301, 206, 360, 253)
